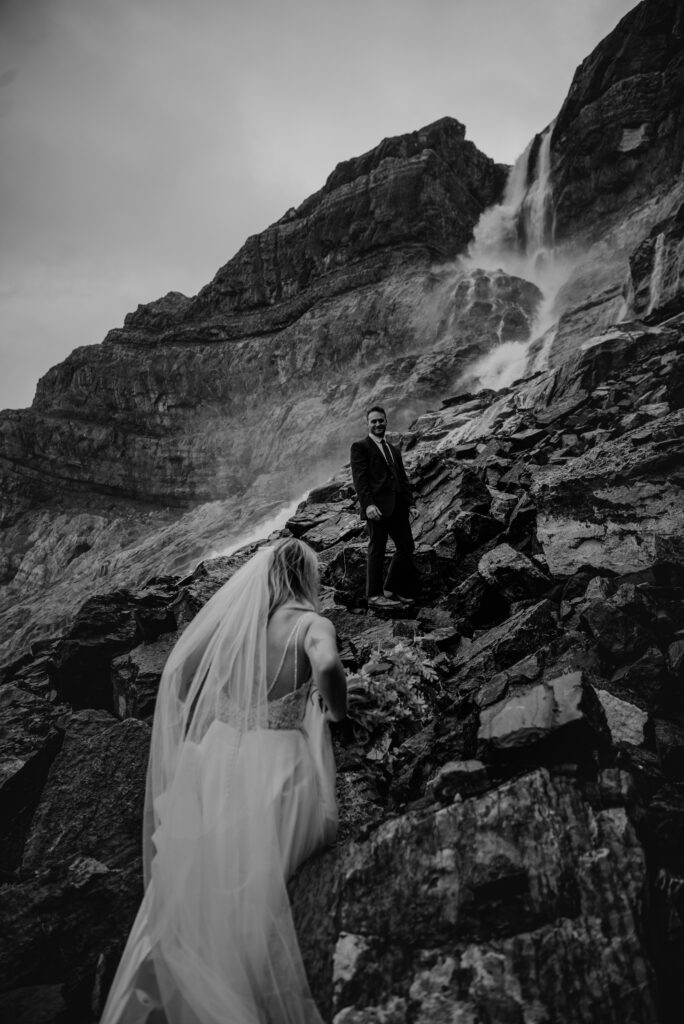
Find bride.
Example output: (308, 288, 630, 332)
(100, 538, 348, 1024)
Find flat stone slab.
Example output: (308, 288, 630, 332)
(478, 671, 585, 750)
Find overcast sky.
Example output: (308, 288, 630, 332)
(0, 0, 639, 411)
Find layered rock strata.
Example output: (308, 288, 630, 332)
(551, 0, 684, 244)
(0, 118, 507, 516)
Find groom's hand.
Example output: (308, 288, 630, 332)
(366, 504, 382, 521)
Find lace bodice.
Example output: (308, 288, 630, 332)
(216, 684, 310, 730)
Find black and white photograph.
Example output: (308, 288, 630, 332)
(1, 1, 682, 1021)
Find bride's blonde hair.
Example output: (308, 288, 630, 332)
(268, 538, 320, 615)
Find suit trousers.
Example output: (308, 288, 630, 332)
(366, 506, 417, 598)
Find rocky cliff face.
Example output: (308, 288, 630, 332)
(546, 0, 684, 354)
(551, 0, 684, 244)
(0, 120, 530, 667)
(6, 117, 506, 510)
(3, 1, 684, 1020)
(2, 317, 683, 1022)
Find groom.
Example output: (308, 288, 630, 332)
(350, 406, 418, 609)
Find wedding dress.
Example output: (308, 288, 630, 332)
(100, 549, 337, 1024)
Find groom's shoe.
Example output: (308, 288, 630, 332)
(368, 594, 401, 609)
(384, 590, 414, 606)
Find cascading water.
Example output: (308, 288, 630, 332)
(456, 120, 573, 392)
(646, 233, 666, 315)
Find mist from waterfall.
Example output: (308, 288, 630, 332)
(216, 493, 308, 559)
(457, 121, 574, 392)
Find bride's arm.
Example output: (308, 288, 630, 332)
(303, 615, 347, 721)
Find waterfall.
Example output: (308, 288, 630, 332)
(466, 124, 555, 287)
(457, 121, 572, 391)
(646, 233, 666, 315)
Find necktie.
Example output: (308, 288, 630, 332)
(381, 439, 396, 473)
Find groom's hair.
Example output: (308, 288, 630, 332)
(268, 538, 320, 615)
(366, 405, 387, 420)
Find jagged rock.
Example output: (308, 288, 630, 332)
(583, 575, 614, 602)
(0, 686, 65, 873)
(0, 857, 142, 1018)
(445, 572, 509, 634)
(477, 542, 550, 602)
(300, 512, 365, 552)
(486, 487, 518, 523)
(596, 689, 648, 747)
(21, 709, 150, 872)
(425, 759, 489, 803)
(610, 647, 670, 707)
(477, 671, 606, 763)
(111, 633, 178, 720)
(449, 599, 559, 692)
(508, 426, 548, 451)
(580, 599, 654, 667)
(48, 588, 175, 710)
(449, 511, 500, 552)
(291, 769, 658, 1023)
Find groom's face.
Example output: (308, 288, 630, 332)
(368, 411, 387, 439)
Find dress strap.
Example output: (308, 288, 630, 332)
(268, 614, 308, 694)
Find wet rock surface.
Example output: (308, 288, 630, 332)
(1, 318, 683, 1021)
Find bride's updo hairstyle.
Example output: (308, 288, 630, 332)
(268, 538, 320, 615)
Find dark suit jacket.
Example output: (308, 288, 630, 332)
(350, 436, 413, 520)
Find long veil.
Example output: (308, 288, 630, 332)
(101, 547, 335, 1024)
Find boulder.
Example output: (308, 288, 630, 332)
(487, 488, 518, 524)
(449, 600, 559, 692)
(300, 512, 365, 552)
(291, 769, 657, 1023)
(446, 572, 509, 632)
(595, 689, 648, 747)
(477, 542, 550, 602)
(610, 647, 670, 707)
(414, 461, 492, 551)
(477, 671, 606, 764)
(580, 599, 654, 667)
(22, 709, 150, 872)
(425, 759, 489, 803)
